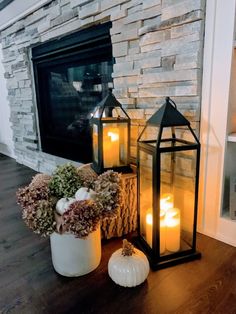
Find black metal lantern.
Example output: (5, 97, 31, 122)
(91, 92, 131, 174)
(136, 97, 201, 269)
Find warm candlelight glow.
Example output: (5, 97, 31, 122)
(145, 210, 153, 248)
(146, 213, 152, 225)
(165, 208, 180, 252)
(107, 131, 119, 142)
(145, 209, 166, 253)
(103, 127, 120, 168)
(145, 194, 180, 254)
(160, 210, 166, 254)
(160, 193, 174, 212)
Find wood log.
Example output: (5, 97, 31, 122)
(78, 164, 137, 239)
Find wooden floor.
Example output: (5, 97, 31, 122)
(1, 153, 236, 314)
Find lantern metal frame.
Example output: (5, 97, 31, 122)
(135, 97, 201, 270)
(90, 92, 131, 174)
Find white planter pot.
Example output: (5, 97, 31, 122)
(50, 226, 101, 277)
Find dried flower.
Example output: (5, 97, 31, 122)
(22, 199, 56, 237)
(77, 167, 97, 190)
(17, 164, 123, 239)
(94, 170, 122, 218)
(63, 200, 101, 238)
(49, 163, 82, 198)
(16, 174, 50, 209)
(30, 173, 51, 188)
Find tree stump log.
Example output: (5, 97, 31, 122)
(78, 164, 137, 239)
(101, 171, 137, 239)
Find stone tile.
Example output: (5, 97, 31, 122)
(79, 1, 100, 19)
(101, 0, 129, 11)
(161, 0, 203, 21)
(112, 41, 128, 57)
(41, 18, 81, 42)
(143, 0, 161, 9)
(140, 69, 199, 84)
(112, 28, 139, 43)
(139, 30, 164, 46)
(111, 9, 127, 21)
(142, 5, 161, 20)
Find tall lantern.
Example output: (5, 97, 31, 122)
(136, 97, 201, 269)
(91, 92, 131, 174)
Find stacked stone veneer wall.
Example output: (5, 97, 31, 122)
(0, 0, 205, 173)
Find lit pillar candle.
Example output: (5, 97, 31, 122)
(159, 209, 166, 254)
(103, 127, 120, 168)
(145, 209, 166, 254)
(165, 208, 180, 252)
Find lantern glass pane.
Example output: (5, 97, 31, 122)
(139, 125, 159, 143)
(139, 150, 153, 248)
(160, 149, 197, 255)
(92, 124, 99, 163)
(102, 122, 128, 168)
(160, 126, 197, 148)
(92, 106, 102, 118)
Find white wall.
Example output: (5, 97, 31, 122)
(0, 43, 14, 157)
(199, 0, 236, 246)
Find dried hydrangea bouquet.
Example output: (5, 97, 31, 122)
(16, 164, 121, 277)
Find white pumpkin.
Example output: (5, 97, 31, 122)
(108, 240, 150, 287)
(56, 197, 76, 215)
(75, 187, 96, 201)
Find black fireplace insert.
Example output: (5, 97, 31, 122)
(32, 22, 113, 163)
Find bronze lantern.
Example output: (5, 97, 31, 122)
(91, 92, 131, 174)
(136, 97, 201, 269)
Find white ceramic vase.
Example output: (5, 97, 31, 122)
(50, 226, 101, 277)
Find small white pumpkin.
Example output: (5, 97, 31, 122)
(56, 197, 75, 215)
(75, 187, 96, 201)
(108, 239, 150, 287)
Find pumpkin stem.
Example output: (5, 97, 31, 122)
(122, 239, 135, 256)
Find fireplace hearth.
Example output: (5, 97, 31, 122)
(32, 22, 113, 163)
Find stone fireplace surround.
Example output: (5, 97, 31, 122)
(0, 0, 205, 174)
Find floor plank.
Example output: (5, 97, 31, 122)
(1, 153, 236, 313)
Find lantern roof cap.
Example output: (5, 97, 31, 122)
(147, 97, 190, 127)
(97, 91, 123, 108)
(93, 91, 130, 120)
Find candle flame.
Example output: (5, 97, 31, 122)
(160, 194, 173, 212)
(107, 131, 119, 142)
(165, 208, 180, 227)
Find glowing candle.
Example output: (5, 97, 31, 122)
(103, 127, 120, 168)
(165, 208, 180, 252)
(145, 209, 166, 253)
(159, 209, 166, 254)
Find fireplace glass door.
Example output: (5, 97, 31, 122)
(32, 23, 113, 163)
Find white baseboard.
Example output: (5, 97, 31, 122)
(198, 228, 236, 248)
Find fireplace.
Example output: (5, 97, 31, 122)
(32, 22, 113, 163)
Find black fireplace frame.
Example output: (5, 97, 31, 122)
(32, 22, 113, 163)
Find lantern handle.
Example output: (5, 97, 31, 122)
(166, 97, 177, 109)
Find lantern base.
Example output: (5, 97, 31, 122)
(133, 237, 201, 270)
(150, 251, 201, 270)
